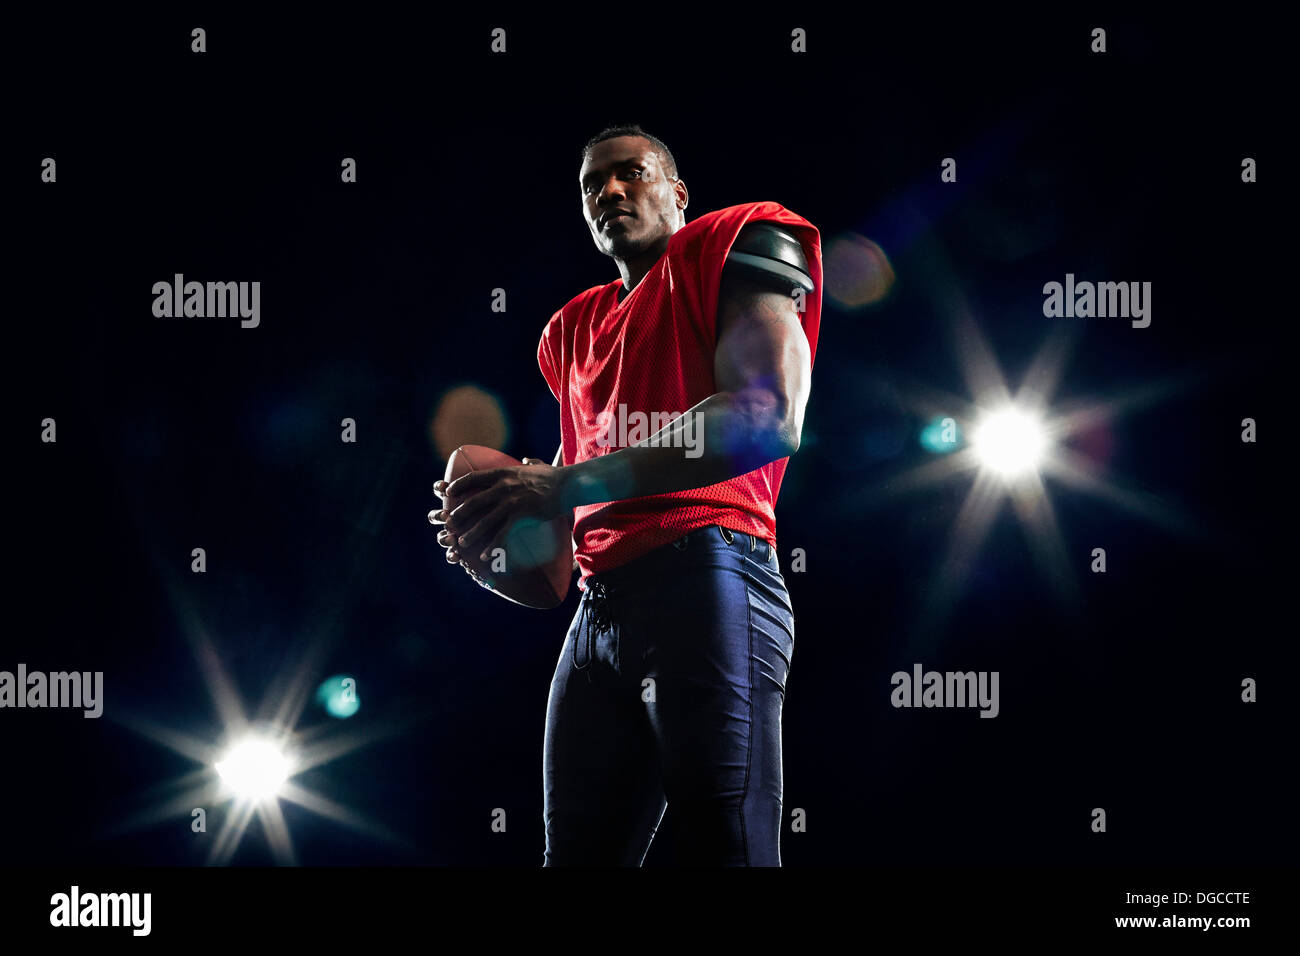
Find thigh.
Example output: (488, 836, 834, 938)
(542, 594, 667, 866)
(625, 531, 795, 865)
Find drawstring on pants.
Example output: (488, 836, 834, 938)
(575, 579, 614, 681)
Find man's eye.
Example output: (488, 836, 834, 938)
(626, 169, 643, 179)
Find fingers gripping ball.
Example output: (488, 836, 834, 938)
(443, 445, 573, 609)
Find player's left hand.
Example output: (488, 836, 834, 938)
(439, 458, 567, 560)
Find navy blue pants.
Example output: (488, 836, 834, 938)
(543, 524, 796, 866)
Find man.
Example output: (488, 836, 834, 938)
(430, 125, 822, 865)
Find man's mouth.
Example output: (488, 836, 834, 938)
(601, 212, 633, 229)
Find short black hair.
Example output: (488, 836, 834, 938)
(581, 124, 679, 181)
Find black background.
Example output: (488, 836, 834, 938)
(6, 10, 1290, 874)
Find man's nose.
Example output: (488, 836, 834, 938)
(596, 177, 627, 207)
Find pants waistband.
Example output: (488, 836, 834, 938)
(585, 525, 772, 591)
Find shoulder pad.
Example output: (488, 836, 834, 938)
(724, 221, 813, 294)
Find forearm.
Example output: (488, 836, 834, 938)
(558, 389, 796, 509)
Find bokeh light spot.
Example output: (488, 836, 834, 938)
(431, 385, 509, 461)
(316, 675, 361, 719)
(920, 416, 962, 453)
(824, 233, 896, 309)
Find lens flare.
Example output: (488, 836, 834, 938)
(972, 407, 1048, 480)
(215, 736, 294, 803)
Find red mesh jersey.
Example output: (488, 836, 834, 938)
(537, 200, 823, 588)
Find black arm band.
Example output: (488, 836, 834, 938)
(724, 221, 814, 294)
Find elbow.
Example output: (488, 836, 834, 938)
(764, 381, 807, 461)
(770, 387, 803, 459)
(729, 387, 802, 463)
(773, 418, 800, 459)
(764, 400, 801, 460)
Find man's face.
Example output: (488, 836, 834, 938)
(579, 136, 684, 259)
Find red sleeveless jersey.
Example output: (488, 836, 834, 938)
(537, 200, 823, 588)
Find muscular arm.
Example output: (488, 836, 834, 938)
(557, 271, 812, 509)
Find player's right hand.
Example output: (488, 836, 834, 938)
(429, 481, 465, 566)
(430, 484, 496, 590)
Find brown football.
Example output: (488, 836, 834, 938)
(444, 445, 573, 609)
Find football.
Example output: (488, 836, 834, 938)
(443, 445, 573, 609)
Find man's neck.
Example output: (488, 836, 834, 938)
(615, 234, 673, 301)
